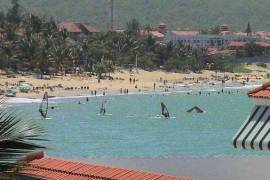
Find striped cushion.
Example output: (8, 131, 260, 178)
(232, 106, 270, 150)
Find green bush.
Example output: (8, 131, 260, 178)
(256, 62, 268, 68)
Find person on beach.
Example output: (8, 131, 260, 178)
(103, 91, 105, 96)
(129, 77, 132, 84)
(154, 83, 156, 91)
(127, 89, 129, 94)
(94, 90, 97, 96)
(120, 88, 123, 94)
(133, 78, 136, 84)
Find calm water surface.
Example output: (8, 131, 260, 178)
(11, 91, 270, 158)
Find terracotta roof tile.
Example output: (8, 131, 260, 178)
(58, 22, 99, 34)
(228, 41, 246, 47)
(150, 31, 165, 38)
(81, 23, 99, 33)
(233, 32, 247, 36)
(171, 30, 199, 36)
(256, 41, 270, 47)
(21, 157, 192, 180)
(248, 81, 270, 99)
(58, 22, 82, 33)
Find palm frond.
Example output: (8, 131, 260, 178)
(0, 98, 46, 172)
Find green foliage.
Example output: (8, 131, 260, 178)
(94, 62, 106, 78)
(200, 26, 221, 35)
(222, 62, 250, 73)
(244, 42, 265, 57)
(125, 18, 140, 36)
(0, 0, 258, 76)
(0, 98, 46, 173)
(6, 0, 21, 25)
(235, 41, 268, 58)
(256, 62, 268, 68)
(245, 22, 252, 36)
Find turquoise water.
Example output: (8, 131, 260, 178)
(11, 91, 270, 158)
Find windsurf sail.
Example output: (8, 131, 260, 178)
(161, 102, 170, 118)
(39, 92, 48, 118)
(186, 106, 204, 113)
(100, 101, 106, 115)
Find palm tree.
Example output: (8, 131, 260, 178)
(0, 97, 46, 178)
(18, 33, 39, 71)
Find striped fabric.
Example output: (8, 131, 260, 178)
(232, 106, 270, 150)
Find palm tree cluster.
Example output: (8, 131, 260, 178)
(0, 0, 235, 77)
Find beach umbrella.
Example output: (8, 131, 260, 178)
(19, 83, 30, 92)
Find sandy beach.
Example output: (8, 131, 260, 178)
(0, 64, 269, 99)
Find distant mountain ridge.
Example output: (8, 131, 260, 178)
(0, 0, 270, 31)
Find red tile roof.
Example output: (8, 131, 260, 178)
(21, 157, 193, 180)
(228, 41, 270, 48)
(81, 23, 99, 33)
(58, 22, 82, 33)
(171, 30, 199, 36)
(256, 41, 270, 47)
(233, 32, 247, 36)
(255, 31, 270, 37)
(228, 41, 246, 47)
(150, 31, 165, 38)
(58, 22, 99, 34)
(248, 81, 270, 99)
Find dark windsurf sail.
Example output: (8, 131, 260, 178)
(186, 106, 204, 113)
(39, 92, 48, 118)
(161, 102, 170, 118)
(100, 101, 106, 115)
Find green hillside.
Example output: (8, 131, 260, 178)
(0, 0, 270, 31)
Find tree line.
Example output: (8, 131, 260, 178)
(0, 0, 252, 77)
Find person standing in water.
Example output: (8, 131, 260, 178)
(100, 101, 106, 115)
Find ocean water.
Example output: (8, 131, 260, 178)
(10, 90, 270, 158)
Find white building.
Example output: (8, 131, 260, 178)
(165, 30, 261, 48)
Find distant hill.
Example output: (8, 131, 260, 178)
(0, 0, 270, 31)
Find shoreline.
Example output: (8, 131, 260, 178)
(6, 82, 262, 104)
